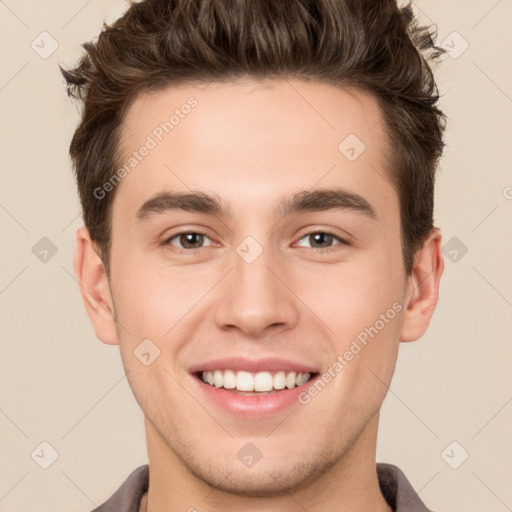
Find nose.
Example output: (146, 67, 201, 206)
(213, 245, 300, 338)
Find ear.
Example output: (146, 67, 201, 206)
(74, 226, 119, 345)
(400, 227, 444, 342)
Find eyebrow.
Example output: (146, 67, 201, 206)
(135, 187, 377, 223)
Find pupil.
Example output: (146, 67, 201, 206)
(312, 233, 331, 247)
(183, 233, 202, 248)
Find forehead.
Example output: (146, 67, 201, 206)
(113, 79, 396, 223)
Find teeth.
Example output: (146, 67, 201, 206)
(296, 372, 309, 386)
(274, 371, 286, 390)
(214, 370, 223, 388)
(200, 370, 312, 392)
(237, 371, 254, 391)
(286, 371, 296, 389)
(254, 371, 273, 392)
(223, 370, 236, 389)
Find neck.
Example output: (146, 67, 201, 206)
(142, 413, 392, 512)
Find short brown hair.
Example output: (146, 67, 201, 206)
(60, 0, 447, 277)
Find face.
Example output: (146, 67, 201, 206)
(84, 80, 434, 495)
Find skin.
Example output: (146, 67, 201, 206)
(74, 79, 443, 512)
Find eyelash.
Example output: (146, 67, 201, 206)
(162, 230, 350, 254)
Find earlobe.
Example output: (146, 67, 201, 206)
(399, 228, 444, 342)
(74, 226, 119, 345)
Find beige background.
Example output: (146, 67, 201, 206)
(1, 0, 511, 510)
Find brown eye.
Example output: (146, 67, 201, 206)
(166, 232, 212, 250)
(296, 231, 349, 250)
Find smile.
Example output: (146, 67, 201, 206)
(199, 370, 313, 393)
(188, 357, 321, 418)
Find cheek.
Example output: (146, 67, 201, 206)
(297, 252, 404, 342)
(113, 248, 222, 353)
(114, 267, 198, 339)
(327, 260, 403, 395)
(295, 246, 405, 405)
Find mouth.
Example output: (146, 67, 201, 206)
(194, 369, 317, 394)
(188, 358, 320, 418)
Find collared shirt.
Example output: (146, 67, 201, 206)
(90, 463, 434, 512)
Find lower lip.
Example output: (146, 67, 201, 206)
(191, 374, 319, 419)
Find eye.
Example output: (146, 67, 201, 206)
(165, 231, 213, 250)
(296, 231, 349, 251)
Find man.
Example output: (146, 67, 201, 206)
(61, 0, 446, 510)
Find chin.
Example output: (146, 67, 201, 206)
(190, 457, 327, 497)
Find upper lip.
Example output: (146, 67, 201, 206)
(189, 356, 319, 374)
